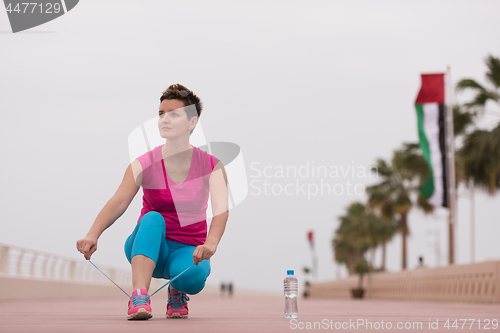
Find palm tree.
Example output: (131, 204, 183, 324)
(365, 209, 398, 272)
(365, 204, 399, 271)
(333, 201, 396, 275)
(456, 55, 500, 110)
(453, 104, 478, 137)
(332, 202, 372, 275)
(366, 143, 433, 270)
(458, 122, 500, 194)
(455, 54, 500, 194)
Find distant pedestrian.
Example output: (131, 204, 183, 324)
(417, 256, 426, 269)
(227, 282, 233, 297)
(220, 282, 226, 297)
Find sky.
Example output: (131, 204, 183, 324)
(1, 0, 499, 294)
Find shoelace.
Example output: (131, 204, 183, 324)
(131, 294, 150, 306)
(168, 291, 190, 308)
(88, 260, 194, 298)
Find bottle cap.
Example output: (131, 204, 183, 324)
(287, 270, 294, 275)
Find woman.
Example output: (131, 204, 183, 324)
(76, 84, 229, 320)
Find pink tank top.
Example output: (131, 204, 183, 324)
(136, 144, 219, 246)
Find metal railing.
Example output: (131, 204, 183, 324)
(0, 243, 132, 287)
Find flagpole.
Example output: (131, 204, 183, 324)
(446, 65, 457, 265)
(470, 187, 475, 263)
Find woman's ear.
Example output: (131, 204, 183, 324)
(189, 116, 198, 131)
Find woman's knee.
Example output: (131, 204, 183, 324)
(173, 275, 206, 295)
(124, 211, 166, 263)
(139, 211, 165, 230)
(172, 263, 211, 295)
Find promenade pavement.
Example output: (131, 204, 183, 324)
(0, 291, 498, 333)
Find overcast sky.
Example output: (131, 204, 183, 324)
(1, 0, 499, 293)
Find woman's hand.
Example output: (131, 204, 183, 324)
(193, 241, 217, 265)
(76, 236, 98, 260)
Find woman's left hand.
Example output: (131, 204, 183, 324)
(193, 241, 217, 265)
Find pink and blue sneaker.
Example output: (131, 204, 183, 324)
(127, 288, 152, 320)
(166, 286, 190, 318)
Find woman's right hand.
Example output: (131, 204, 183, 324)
(76, 236, 98, 260)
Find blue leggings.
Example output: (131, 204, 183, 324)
(124, 211, 211, 295)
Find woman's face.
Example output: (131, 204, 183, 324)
(158, 99, 197, 139)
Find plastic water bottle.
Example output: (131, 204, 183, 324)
(284, 270, 298, 318)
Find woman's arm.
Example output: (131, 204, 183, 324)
(76, 160, 142, 260)
(192, 161, 229, 265)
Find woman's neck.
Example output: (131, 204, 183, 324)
(162, 139, 192, 159)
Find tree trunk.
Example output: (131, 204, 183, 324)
(400, 212, 408, 270)
(381, 241, 386, 271)
(347, 256, 354, 276)
(369, 247, 376, 271)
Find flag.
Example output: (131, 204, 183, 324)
(307, 231, 314, 250)
(415, 73, 448, 208)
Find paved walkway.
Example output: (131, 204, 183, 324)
(0, 292, 498, 333)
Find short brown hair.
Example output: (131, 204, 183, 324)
(160, 83, 203, 121)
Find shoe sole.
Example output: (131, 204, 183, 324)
(127, 308, 153, 320)
(166, 312, 188, 319)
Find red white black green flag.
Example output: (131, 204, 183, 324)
(415, 73, 449, 208)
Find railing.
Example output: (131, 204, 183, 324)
(0, 243, 132, 287)
(309, 260, 500, 304)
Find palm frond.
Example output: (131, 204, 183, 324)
(416, 193, 434, 214)
(464, 90, 500, 107)
(485, 55, 500, 89)
(456, 79, 486, 92)
(453, 104, 476, 137)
